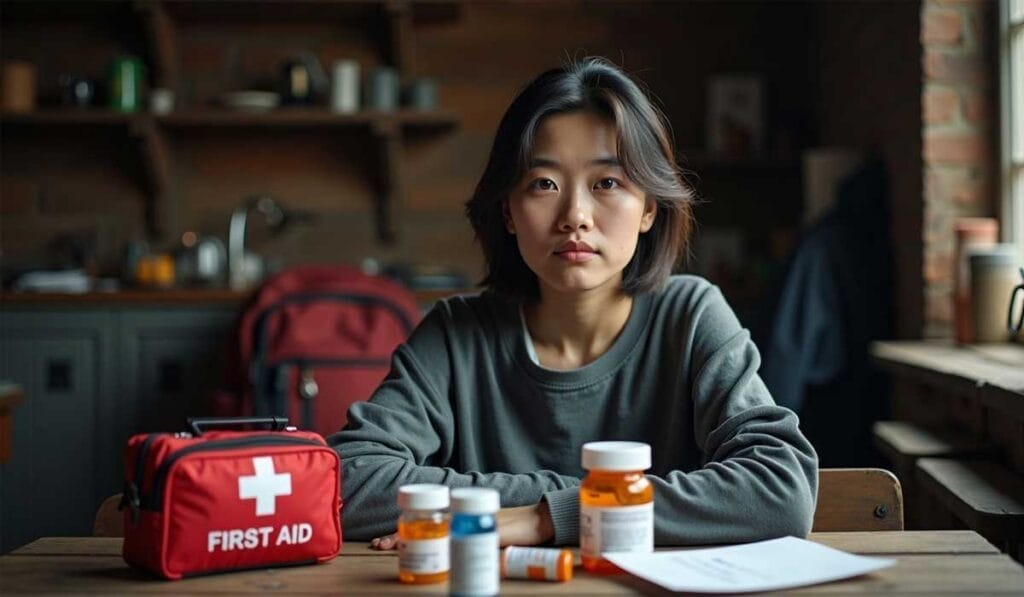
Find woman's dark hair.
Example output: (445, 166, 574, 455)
(465, 57, 695, 302)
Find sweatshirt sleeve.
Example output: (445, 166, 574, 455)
(544, 284, 817, 547)
(653, 283, 818, 544)
(328, 304, 579, 540)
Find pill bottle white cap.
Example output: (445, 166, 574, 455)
(398, 484, 450, 510)
(450, 487, 500, 514)
(581, 441, 652, 471)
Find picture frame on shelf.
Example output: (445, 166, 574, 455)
(706, 74, 764, 159)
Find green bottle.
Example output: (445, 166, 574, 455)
(109, 56, 145, 112)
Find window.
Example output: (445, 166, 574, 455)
(1002, 0, 1024, 245)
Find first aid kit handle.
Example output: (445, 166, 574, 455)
(187, 416, 290, 436)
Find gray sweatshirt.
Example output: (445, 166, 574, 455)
(328, 275, 818, 545)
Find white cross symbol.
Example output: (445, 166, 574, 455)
(238, 456, 292, 517)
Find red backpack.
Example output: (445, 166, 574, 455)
(216, 265, 421, 437)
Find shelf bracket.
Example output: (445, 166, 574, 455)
(370, 119, 403, 244)
(129, 116, 172, 238)
(136, 0, 180, 92)
(384, 0, 414, 75)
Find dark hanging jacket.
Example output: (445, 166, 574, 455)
(758, 158, 893, 466)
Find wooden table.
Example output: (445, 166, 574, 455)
(3, 532, 1024, 594)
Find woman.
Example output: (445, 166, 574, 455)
(329, 57, 817, 548)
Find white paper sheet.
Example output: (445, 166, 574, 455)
(604, 536, 894, 594)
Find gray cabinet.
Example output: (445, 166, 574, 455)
(0, 311, 115, 554)
(0, 304, 237, 553)
(119, 310, 235, 436)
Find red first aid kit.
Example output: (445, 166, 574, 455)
(121, 417, 342, 579)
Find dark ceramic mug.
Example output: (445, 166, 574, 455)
(1010, 267, 1024, 340)
(60, 75, 95, 107)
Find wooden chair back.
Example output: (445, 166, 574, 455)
(813, 468, 904, 532)
(93, 494, 124, 537)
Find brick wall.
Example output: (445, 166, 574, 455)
(921, 0, 999, 337)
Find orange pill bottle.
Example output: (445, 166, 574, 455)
(397, 484, 450, 584)
(501, 546, 573, 582)
(579, 441, 653, 574)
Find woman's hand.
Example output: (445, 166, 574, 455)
(370, 533, 399, 550)
(496, 502, 554, 546)
(370, 501, 555, 550)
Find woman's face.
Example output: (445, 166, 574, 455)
(506, 111, 656, 299)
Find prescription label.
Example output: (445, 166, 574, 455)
(398, 536, 449, 574)
(580, 502, 654, 558)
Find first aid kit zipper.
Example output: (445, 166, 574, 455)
(121, 432, 167, 525)
(143, 434, 325, 511)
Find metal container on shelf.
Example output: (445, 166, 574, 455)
(969, 244, 1022, 343)
(177, 232, 227, 287)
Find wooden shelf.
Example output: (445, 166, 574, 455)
(160, 0, 459, 22)
(158, 109, 459, 130)
(0, 1, 133, 20)
(0, 0, 459, 21)
(0, 289, 250, 306)
(0, 0, 462, 244)
(0, 107, 459, 243)
(0, 110, 139, 125)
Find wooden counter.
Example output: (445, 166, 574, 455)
(872, 341, 1024, 412)
(0, 287, 471, 307)
(0, 289, 252, 305)
(871, 340, 1024, 464)
(871, 340, 1024, 557)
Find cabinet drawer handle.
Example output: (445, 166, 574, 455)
(159, 359, 183, 393)
(46, 359, 72, 391)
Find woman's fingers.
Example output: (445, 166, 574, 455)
(370, 532, 400, 550)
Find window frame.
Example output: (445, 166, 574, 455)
(1001, 0, 1024, 245)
